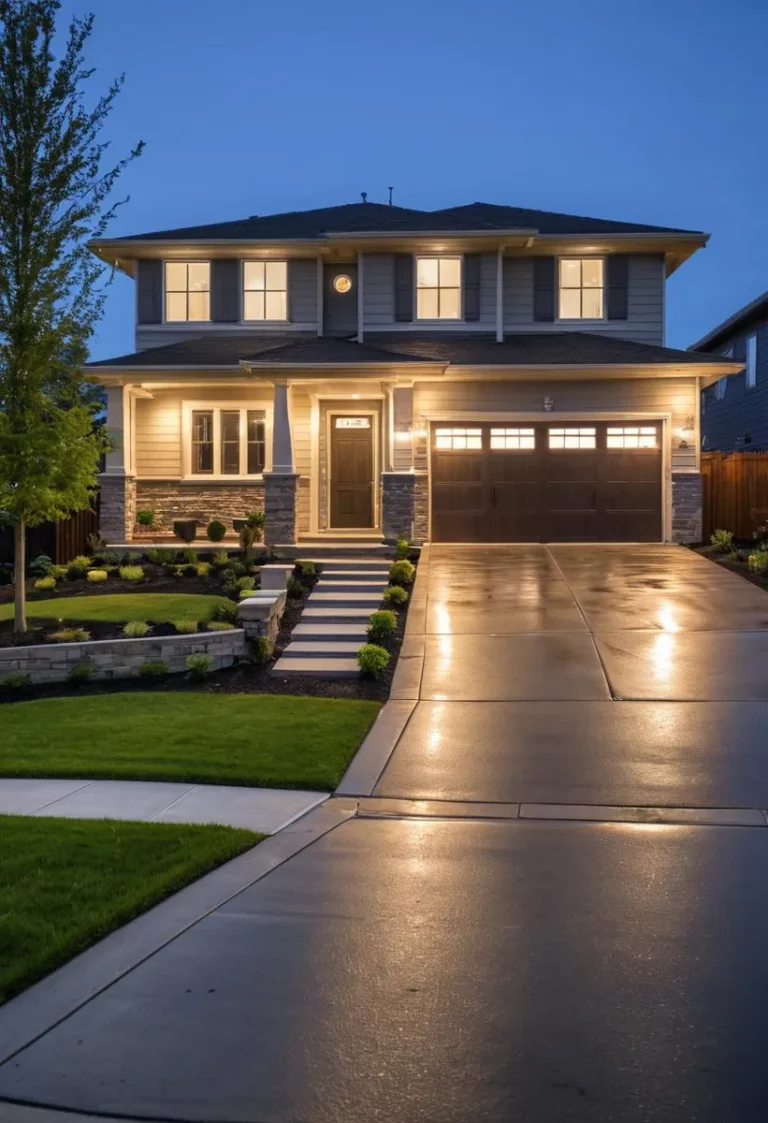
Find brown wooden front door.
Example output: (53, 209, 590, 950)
(431, 421, 662, 542)
(330, 415, 374, 529)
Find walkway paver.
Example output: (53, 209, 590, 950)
(0, 779, 326, 834)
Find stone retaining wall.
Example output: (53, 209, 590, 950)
(134, 481, 265, 536)
(0, 630, 247, 686)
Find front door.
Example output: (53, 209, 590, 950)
(330, 415, 374, 529)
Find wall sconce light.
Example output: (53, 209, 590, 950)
(544, 396, 554, 412)
(679, 415, 695, 448)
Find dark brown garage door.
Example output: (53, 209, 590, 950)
(430, 421, 662, 543)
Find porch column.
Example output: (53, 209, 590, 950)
(382, 383, 418, 543)
(496, 245, 504, 343)
(99, 384, 137, 544)
(263, 379, 299, 545)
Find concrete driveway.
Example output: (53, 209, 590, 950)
(2, 545, 768, 1122)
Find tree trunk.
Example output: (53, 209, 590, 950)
(14, 521, 26, 633)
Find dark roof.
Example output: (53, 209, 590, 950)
(112, 200, 703, 243)
(689, 291, 768, 352)
(85, 331, 729, 371)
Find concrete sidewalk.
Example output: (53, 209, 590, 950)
(0, 778, 327, 834)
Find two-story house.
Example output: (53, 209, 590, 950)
(85, 200, 737, 547)
(690, 291, 768, 452)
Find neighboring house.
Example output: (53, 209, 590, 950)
(84, 200, 738, 546)
(690, 292, 768, 452)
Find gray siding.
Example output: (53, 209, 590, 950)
(503, 254, 665, 343)
(701, 321, 768, 451)
(288, 259, 318, 324)
(363, 254, 395, 324)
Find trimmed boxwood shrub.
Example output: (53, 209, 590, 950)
(123, 620, 151, 637)
(395, 538, 410, 560)
(119, 565, 144, 582)
(367, 609, 397, 642)
(175, 620, 199, 634)
(66, 560, 88, 580)
(207, 519, 227, 542)
(382, 585, 408, 607)
(87, 569, 108, 583)
(295, 559, 316, 578)
(139, 659, 168, 678)
(388, 559, 415, 586)
(357, 644, 391, 678)
(33, 575, 56, 591)
(136, 510, 155, 527)
(286, 577, 304, 599)
(210, 600, 238, 623)
(206, 620, 235, 632)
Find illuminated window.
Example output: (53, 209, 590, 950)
(548, 427, 596, 449)
(243, 261, 288, 321)
(165, 262, 210, 322)
(490, 428, 535, 450)
(416, 257, 462, 320)
(434, 427, 482, 450)
(558, 258, 604, 320)
(607, 426, 657, 449)
(188, 407, 266, 476)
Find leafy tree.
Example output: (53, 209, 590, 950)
(0, 0, 142, 631)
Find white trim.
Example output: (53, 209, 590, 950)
(325, 407, 380, 532)
(180, 399, 273, 480)
(316, 257, 323, 338)
(309, 392, 320, 535)
(357, 251, 364, 343)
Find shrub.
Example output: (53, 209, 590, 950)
(49, 627, 90, 643)
(180, 563, 198, 577)
(220, 568, 239, 595)
(251, 635, 273, 664)
(87, 569, 108, 583)
(295, 559, 316, 579)
(1, 671, 31, 690)
(123, 620, 151, 637)
(212, 549, 229, 568)
(119, 565, 144, 582)
(66, 560, 88, 581)
(197, 561, 211, 577)
(139, 659, 168, 678)
(395, 538, 410, 560)
(67, 662, 93, 683)
(206, 620, 235, 632)
(748, 551, 768, 575)
(210, 600, 238, 623)
(136, 509, 156, 527)
(29, 554, 54, 577)
(175, 619, 199, 634)
(52, 564, 68, 578)
(286, 577, 304, 599)
(236, 575, 256, 593)
(207, 519, 227, 542)
(87, 531, 107, 552)
(754, 524, 768, 551)
(710, 529, 734, 552)
(33, 575, 56, 591)
(146, 548, 174, 566)
(70, 555, 91, 569)
(382, 585, 408, 607)
(357, 643, 391, 678)
(93, 550, 120, 567)
(181, 547, 198, 565)
(367, 609, 397, 642)
(388, 559, 415, 587)
(186, 652, 213, 677)
(239, 510, 265, 554)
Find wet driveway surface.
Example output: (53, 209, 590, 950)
(3, 546, 768, 1122)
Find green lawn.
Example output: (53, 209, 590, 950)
(0, 593, 233, 625)
(0, 816, 262, 1003)
(0, 693, 380, 790)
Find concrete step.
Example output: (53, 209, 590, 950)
(292, 623, 369, 640)
(308, 592, 383, 607)
(272, 656, 360, 679)
(284, 641, 363, 656)
(316, 580, 388, 592)
(275, 543, 390, 560)
(302, 607, 374, 623)
(321, 567, 391, 577)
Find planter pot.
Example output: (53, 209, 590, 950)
(173, 520, 199, 544)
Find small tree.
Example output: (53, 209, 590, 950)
(0, 0, 142, 630)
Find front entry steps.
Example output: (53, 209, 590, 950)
(273, 556, 390, 679)
(274, 538, 389, 560)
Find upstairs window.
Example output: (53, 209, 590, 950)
(558, 257, 604, 320)
(189, 407, 266, 477)
(746, 333, 757, 389)
(416, 257, 462, 320)
(165, 262, 210, 322)
(243, 261, 288, 321)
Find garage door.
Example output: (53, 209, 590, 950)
(430, 421, 662, 543)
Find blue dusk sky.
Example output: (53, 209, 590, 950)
(62, 0, 767, 359)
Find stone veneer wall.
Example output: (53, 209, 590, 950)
(671, 472, 703, 543)
(100, 475, 137, 543)
(134, 482, 265, 536)
(264, 473, 299, 544)
(0, 630, 247, 686)
(413, 473, 429, 543)
(382, 473, 415, 542)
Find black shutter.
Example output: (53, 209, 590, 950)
(464, 254, 481, 321)
(211, 259, 240, 322)
(607, 255, 629, 320)
(394, 255, 413, 322)
(533, 257, 555, 322)
(136, 259, 162, 324)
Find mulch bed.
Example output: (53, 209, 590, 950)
(693, 544, 768, 594)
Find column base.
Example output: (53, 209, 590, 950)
(671, 472, 702, 544)
(263, 472, 300, 545)
(382, 472, 428, 544)
(99, 474, 136, 543)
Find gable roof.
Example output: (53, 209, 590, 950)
(84, 331, 731, 372)
(110, 200, 704, 243)
(689, 291, 768, 352)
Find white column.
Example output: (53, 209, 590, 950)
(357, 250, 364, 343)
(316, 256, 324, 338)
(271, 380, 295, 473)
(104, 385, 128, 475)
(496, 245, 504, 343)
(383, 384, 395, 472)
(392, 384, 414, 470)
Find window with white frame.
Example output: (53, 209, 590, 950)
(434, 427, 482, 450)
(243, 261, 288, 321)
(416, 257, 462, 320)
(558, 258, 604, 320)
(548, 427, 596, 449)
(606, 426, 658, 449)
(189, 407, 266, 477)
(165, 262, 210, 322)
(746, 333, 757, 389)
(490, 428, 536, 450)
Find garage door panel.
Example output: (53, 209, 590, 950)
(545, 453, 600, 483)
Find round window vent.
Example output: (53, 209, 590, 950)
(333, 274, 352, 294)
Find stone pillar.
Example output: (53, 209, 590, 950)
(382, 472, 415, 542)
(263, 472, 300, 545)
(271, 380, 294, 473)
(413, 472, 429, 543)
(671, 472, 703, 544)
(99, 474, 137, 543)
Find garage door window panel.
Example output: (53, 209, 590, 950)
(490, 428, 536, 450)
(549, 427, 597, 450)
(435, 427, 482, 450)
(607, 426, 658, 449)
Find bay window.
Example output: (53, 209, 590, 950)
(188, 407, 266, 477)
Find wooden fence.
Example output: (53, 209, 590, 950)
(0, 501, 100, 568)
(701, 452, 768, 541)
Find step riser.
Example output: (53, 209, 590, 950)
(302, 610, 374, 623)
(316, 582, 387, 592)
(273, 657, 360, 679)
(282, 644, 362, 657)
(292, 624, 368, 640)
